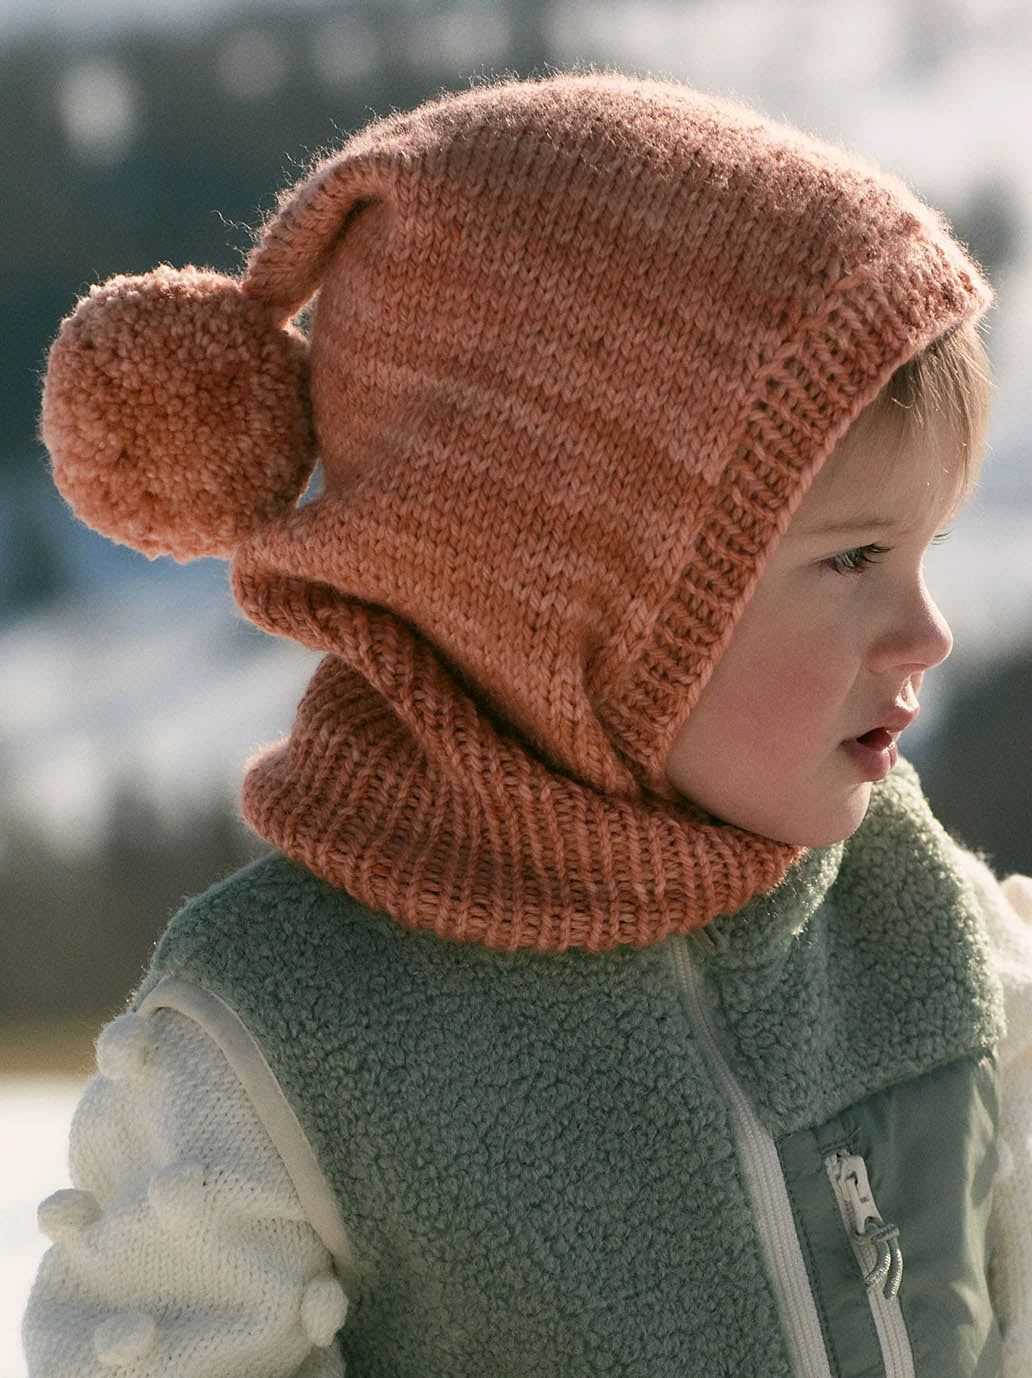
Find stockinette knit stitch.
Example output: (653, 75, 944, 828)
(41, 74, 991, 950)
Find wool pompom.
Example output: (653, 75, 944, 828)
(95, 1012, 152, 1081)
(41, 265, 315, 561)
(300, 1274, 349, 1347)
(37, 1188, 102, 1242)
(92, 1311, 157, 1368)
(295, 1343, 346, 1378)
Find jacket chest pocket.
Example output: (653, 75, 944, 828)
(777, 1054, 1001, 1377)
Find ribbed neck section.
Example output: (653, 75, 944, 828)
(241, 603, 800, 952)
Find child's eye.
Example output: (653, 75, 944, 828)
(824, 543, 891, 575)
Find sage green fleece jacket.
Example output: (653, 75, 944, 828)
(121, 760, 1005, 1376)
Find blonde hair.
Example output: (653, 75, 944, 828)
(857, 321, 993, 492)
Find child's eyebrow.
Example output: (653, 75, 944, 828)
(793, 513, 897, 537)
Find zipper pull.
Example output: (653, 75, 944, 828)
(837, 1154, 877, 1233)
(831, 1153, 904, 1299)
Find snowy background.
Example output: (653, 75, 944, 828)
(2, 1083, 84, 1378)
(2, 0, 1030, 1373)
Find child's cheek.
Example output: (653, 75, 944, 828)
(753, 628, 852, 745)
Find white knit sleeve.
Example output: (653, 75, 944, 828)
(22, 1005, 350, 1378)
(956, 850, 1032, 1378)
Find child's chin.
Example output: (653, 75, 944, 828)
(743, 783, 874, 849)
(781, 785, 874, 849)
(673, 781, 874, 849)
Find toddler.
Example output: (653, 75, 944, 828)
(24, 74, 1032, 1377)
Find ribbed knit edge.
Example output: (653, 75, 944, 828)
(607, 242, 990, 793)
(238, 609, 800, 952)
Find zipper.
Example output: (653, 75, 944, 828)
(826, 1151, 916, 1378)
(670, 939, 834, 1378)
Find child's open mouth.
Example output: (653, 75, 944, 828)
(856, 727, 894, 751)
(842, 727, 899, 781)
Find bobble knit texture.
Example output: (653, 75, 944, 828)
(40, 75, 991, 950)
(22, 1007, 347, 1378)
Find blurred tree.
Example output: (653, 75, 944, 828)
(0, 465, 70, 612)
(922, 645, 1032, 879)
(0, 781, 264, 1025)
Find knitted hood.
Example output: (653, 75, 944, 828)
(41, 74, 990, 950)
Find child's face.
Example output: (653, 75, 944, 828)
(665, 418, 963, 846)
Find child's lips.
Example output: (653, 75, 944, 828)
(878, 703, 920, 736)
(842, 730, 899, 781)
(841, 707, 916, 781)
(856, 726, 896, 751)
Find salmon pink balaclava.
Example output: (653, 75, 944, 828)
(41, 74, 990, 951)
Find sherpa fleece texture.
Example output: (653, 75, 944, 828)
(119, 762, 1004, 1376)
(693, 759, 1004, 1135)
(25, 866, 1032, 1378)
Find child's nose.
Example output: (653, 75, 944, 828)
(867, 580, 954, 676)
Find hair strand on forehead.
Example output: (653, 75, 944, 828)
(862, 321, 993, 495)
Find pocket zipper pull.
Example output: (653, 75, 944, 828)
(837, 1154, 877, 1233)
(831, 1153, 903, 1299)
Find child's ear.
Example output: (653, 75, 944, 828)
(40, 265, 315, 562)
